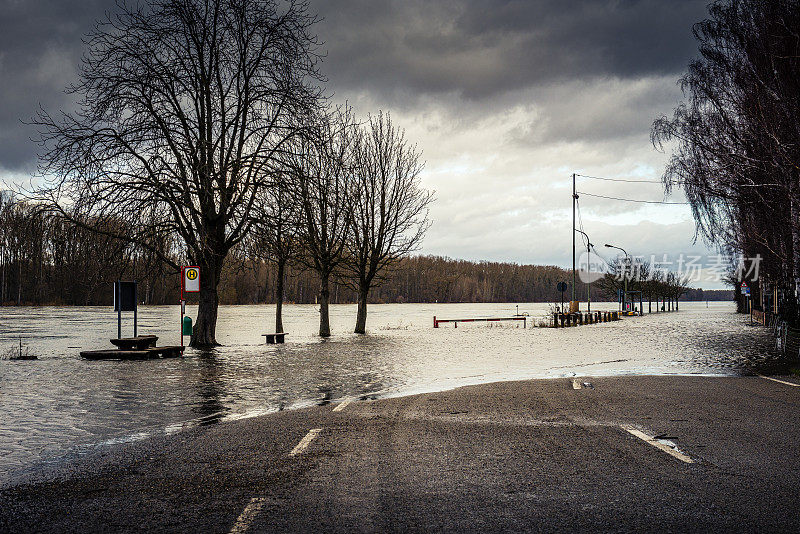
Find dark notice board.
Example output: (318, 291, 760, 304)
(114, 281, 137, 312)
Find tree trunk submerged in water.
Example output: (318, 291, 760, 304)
(319, 271, 331, 337)
(275, 258, 285, 333)
(190, 256, 223, 348)
(354, 284, 369, 334)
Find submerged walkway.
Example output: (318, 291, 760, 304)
(3, 375, 800, 532)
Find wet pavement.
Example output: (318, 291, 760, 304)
(3, 374, 800, 532)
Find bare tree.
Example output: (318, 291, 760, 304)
(346, 112, 432, 334)
(31, 0, 322, 346)
(248, 170, 301, 333)
(289, 108, 356, 337)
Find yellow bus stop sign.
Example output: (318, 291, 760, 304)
(183, 266, 200, 292)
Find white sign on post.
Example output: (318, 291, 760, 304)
(183, 266, 200, 292)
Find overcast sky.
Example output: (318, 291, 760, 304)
(0, 0, 726, 287)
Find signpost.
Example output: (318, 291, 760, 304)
(557, 281, 568, 312)
(181, 266, 200, 350)
(742, 282, 751, 325)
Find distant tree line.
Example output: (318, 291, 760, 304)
(0, 192, 175, 306)
(652, 0, 800, 322)
(0, 198, 730, 309)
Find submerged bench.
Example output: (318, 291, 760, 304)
(262, 333, 287, 344)
(80, 345, 184, 360)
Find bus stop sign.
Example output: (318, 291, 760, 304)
(183, 266, 200, 293)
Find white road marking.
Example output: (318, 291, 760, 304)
(757, 374, 800, 387)
(332, 398, 353, 412)
(572, 379, 582, 390)
(620, 425, 694, 464)
(290, 428, 322, 456)
(229, 497, 268, 534)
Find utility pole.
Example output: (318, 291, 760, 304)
(576, 229, 592, 313)
(572, 173, 577, 304)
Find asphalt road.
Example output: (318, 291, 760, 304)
(3, 374, 800, 533)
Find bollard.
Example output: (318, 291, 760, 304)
(560, 314, 566, 327)
(553, 312, 559, 328)
(578, 313, 583, 326)
(182, 315, 193, 335)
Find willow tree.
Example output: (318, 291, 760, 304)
(652, 0, 800, 321)
(346, 112, 432, 334)
(32, 0, 322, 346)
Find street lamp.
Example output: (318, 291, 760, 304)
(605, 243, 629, 312)
(575, 229, 592, 313)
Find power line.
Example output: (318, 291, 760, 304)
(576, 190, 690, 205)
(576, 174, 663, 184)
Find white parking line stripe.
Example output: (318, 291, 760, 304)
(620, 425, 694, 464)
(572, 379, 582, 390)
(332, 398, 353, 412)
(229, 497, 268, 534)
(757, 374, 800, 387)
(290, 428, 322, 456)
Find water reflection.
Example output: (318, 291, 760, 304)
(194, 351, 228, 419)
(0, 302, 777, 479)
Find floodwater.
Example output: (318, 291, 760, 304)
(0, 301, 776, 481)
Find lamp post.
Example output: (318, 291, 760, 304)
(575, 229, 592, 313)
(605, 243, 629, 312)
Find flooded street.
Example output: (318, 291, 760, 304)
(0, 302, 774, 480)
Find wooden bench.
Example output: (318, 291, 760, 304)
(110, 335, 158, 350)
(262, 333, 287, 344)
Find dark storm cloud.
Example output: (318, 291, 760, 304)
(0, 0, 707, 173)
(0, 0, 114, 171)
(314, 0, 708, 101)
